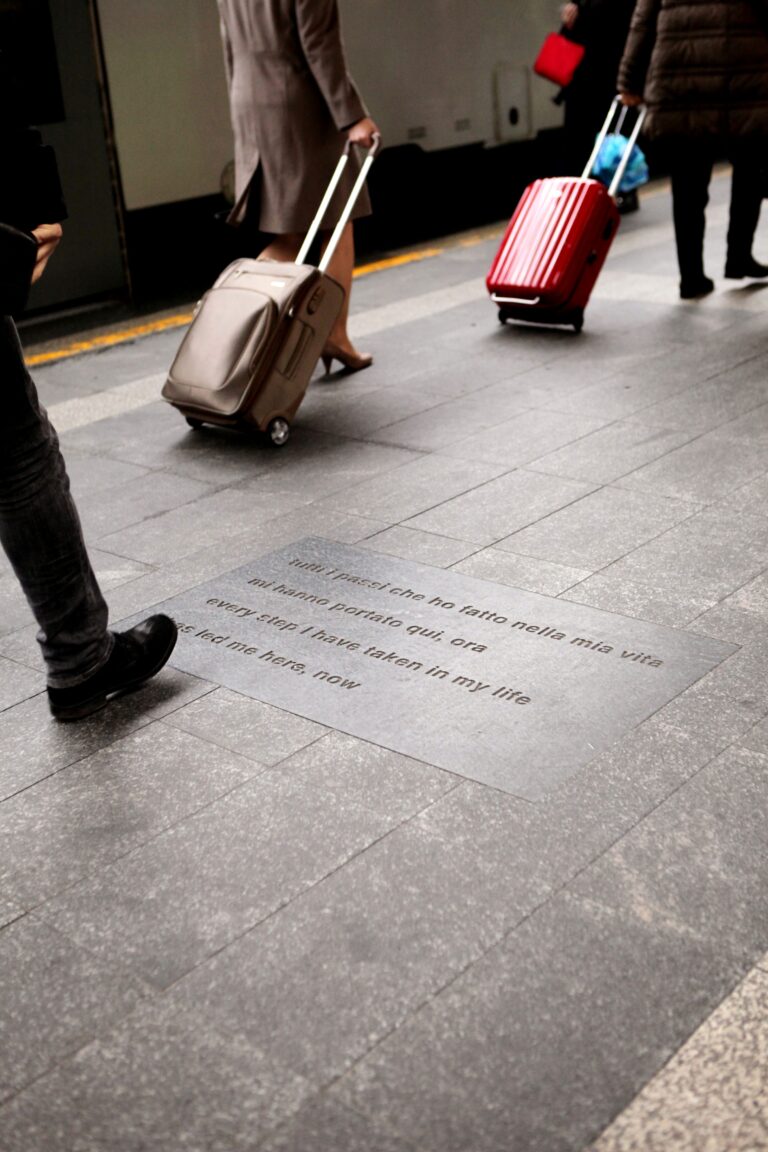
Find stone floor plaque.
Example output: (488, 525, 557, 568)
(133, 538, 736, 799)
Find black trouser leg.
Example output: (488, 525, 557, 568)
(0, 317, 111, 685)
(669, 144, 714, 283)
(726, 142, 764, 266)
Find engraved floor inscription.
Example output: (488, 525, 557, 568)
(134, 538, 736, 798)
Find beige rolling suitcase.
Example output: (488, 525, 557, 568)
(162, 137, 379, 446)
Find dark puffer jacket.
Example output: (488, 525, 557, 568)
(618, 0, 768, 138)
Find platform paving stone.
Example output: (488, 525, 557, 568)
(616, 428, 768, 504)
(0, 895, 23, 930)
(0, 654, 43, 710)
(162, 686, 327, 766)
(259, 1096, 419, 1152)
(438, 407, 610, 469)
(451, 547, 591, 597)
(359, 525, 479, 567)
(590, 965, 768, 1152)
(496, 486, 699, 571)
(0, 998, 311, 1152)
(78, 469, 216, 541)
(528, 419, 699, 485)
(0, 916, 149, 1101)
(561, 569, 717, 629)
(569, 747, 768, 966)
(37, 766, 405, 989)
(312, 452, 509, 523)
(168, 815, 549, 1084)
(0, 722, 258, 906)
(403, 468, 597, 545)
(330, 889, 747, 1152)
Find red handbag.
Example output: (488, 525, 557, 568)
(533, 32, 586, 87)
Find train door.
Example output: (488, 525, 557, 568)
(5, 0, 127, 311)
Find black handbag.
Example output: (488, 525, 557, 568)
(0, 222, 37, 316)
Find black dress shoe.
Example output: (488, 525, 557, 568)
(679, 275, 715, 300)
(724, 257, 768, 280)
(48, 614, 178, 721)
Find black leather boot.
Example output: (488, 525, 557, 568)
(48, 615, 178, 721)
(724, 256, 768, 280)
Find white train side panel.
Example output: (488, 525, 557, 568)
(95, 0, 563, 212)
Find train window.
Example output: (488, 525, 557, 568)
(0, 0, 65, 124)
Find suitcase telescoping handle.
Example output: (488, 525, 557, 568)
(295, 134, 382, 270)
(582, 96, 646, 199)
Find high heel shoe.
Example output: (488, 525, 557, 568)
(321, 342, 373, 375)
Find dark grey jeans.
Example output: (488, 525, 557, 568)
(0, 316, 112, 686)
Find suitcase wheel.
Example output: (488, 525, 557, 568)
(268, 417, 291, 447)
(185, 417, 205, 431)
(572, 311, 584, 333)
(497, 308, 509, 325)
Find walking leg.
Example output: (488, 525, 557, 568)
(0, 316, 111, 686)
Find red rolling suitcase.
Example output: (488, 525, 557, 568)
(487, 99, 645, 332)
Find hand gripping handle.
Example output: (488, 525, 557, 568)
(296, 134, 382, 269)
(581, 96, 646, 200)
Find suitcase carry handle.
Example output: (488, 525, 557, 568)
(582, 97, 646, 200)
(296, 134, 382, 270)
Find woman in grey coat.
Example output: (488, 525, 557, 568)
(619, 0, 768, 299)
(217, 0, 379, 371)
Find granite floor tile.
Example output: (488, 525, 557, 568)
(570, 747, 768, 966)
(717, 470, 768, 520)
(617, 429, 768, 504)
(170, 815, 547, 1085)
(596, 507, 768, 601)
(438, 407, 609, 468)
(560, 570, 717, 629)
(0, 916, 148, 1100)
(727, 569, 768, 617)
(496, 486, 698, 571)
(403, 470, 595, 545)
(300, 385, 446, 438)
(38, 766, 400, 989)
(96, 486, 310, 566)
(61, 401, 276, 484)
(0, 896, 23, 930)
(80, 470, 215, 541)
(358, 526, 478, 567)
(737, 714, 768, 757)
(450, 547, 590, 596)
(260, 1095, 419, 1152)
(528, 420, 697, 485)
(331, 890, 743, 1152)
(366, 393, 520, 452)
(161, 687, 327, 766)
(0, 998, 311, 1152)
(0, 722, 258, 906)
(590, 966, 768, 1152)
(65, 452, 150, 497)
(540, 371, 696, 422)
(312, 452, 509, 523)
(0, 655, 43, 711)
(277, 731, 456, 821)
(628, 371, 768, 435)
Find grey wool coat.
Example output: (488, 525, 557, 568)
(618, 0, 768, 139)
(217, 0, 371, 233)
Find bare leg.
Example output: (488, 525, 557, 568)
(320, 223, 370, 360)
(258, 233, 303, 263)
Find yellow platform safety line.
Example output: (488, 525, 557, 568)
(22, 239, 481, 369)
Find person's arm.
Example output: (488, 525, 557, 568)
(295, 0, 367, 131)
(618, 0, 663, 99)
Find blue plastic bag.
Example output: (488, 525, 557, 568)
(591, 134, 649, 193)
